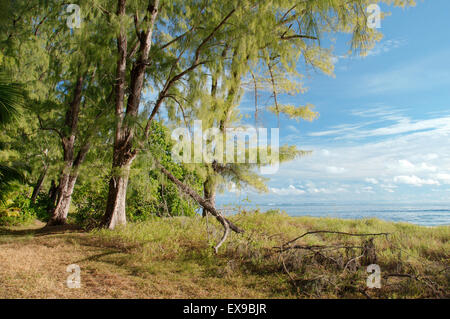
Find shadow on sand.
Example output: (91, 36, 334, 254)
(0, 220, 83, 237)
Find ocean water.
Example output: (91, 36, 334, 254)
(218, 202, 450, 226)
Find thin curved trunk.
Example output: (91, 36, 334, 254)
(31, 164, 48, 203)
(47, 179, 57, 212)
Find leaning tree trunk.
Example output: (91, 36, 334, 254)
(156, 160, 243, 234)
(156, 159, 243, 253)
(31, 164, 48, 203)
(202, 177, 217, 217)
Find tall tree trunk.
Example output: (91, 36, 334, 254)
(47, 144, 90, 226)
(103, 0, 159, 229)
(46, 143, 89, 226)
(47, 172, 77, 225)
(103, 161, 131, 229)
(31, 164, 48, 203)
(46, 74, 84, 225)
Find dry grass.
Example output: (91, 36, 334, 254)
(0, 212, 448, 299)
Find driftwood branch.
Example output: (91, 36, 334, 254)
(276, 230, 391, 292)
(281, 230, 390, 249)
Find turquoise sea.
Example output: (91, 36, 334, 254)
(217, 202, 450, 226)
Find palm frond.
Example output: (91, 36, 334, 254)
(0, 72, 25, 126)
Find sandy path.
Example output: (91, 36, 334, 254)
(0, 221, 151, 298)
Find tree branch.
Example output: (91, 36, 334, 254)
(37, 115, 63, 140)
(281, 231, 390, 249)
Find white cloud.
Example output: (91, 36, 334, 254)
(361, 186, 375, 193)
(424, 153, 439, 161)
(365, 178, 379, 185)
(321, 149, 331, 156)
(326, 166, 346, 174)
(435, 173, 450, 184)
(350, 106, 405, 118)
(393, 160, 438, 173)
(269, 185, 306, 195)
(418, 163, 438, 172)
(262, 106, 450, 201)
(310, 116, 450, 140)
(365, 39, 406, 57)
(307, 187, 347, 194)
(398, 159, 415, 170)
(393, 175, 440, 187)
(287, 125, 300, 134)
(332, 39, 406, 64)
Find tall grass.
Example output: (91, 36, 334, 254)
(94, 210, 449, 298)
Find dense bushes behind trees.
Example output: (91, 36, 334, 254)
(0, 191, 51, 226)
(0, 120, 203, 227)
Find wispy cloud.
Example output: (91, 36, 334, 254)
(365, 39, 407, 57)
(333, 39, 406, 64)
(309, 107, 450, 140)
(260, 106, 450, 201)
(358, 49, 450, 95)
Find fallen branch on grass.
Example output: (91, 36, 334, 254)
(280, 230, 390, 249)
(274, 244, 363, 252)
(275, 230, 390, 294)
(384, 273, 444, 297)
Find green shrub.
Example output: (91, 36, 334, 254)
(0, 193, 37, 226)
(71, 176, 108, 228)
(126, 120, 202, 220)
(0, 190, 55, 226)
(31, 193, 52, 221)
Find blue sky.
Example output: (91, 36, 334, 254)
(219, 0, 450, 205)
